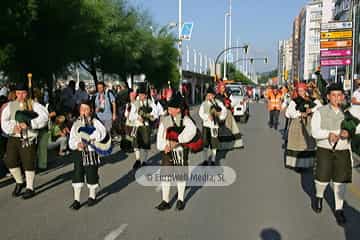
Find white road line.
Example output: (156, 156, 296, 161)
(104, 224, 128, 240)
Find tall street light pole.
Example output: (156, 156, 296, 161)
(178, 0, 183, 91)
(224, 12, 229, 80)
(228, 0, 232, 63)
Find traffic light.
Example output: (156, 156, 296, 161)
(250, 58, 254, 64)
(243, 45, 248, 54)
(264, 57, 268, 64)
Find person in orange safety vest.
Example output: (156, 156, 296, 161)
(267, 86, 283, 130)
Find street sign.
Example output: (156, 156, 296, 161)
(321, 21, 352, 30)
(320, 40, 352, 49)
(320, 30, 352, 39)
(320, 58, 352, 66)
(180, 22, 194, 41)
(320, 49, 352, 57)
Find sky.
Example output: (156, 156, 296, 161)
(132, 0, 309, 73)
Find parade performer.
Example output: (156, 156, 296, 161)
(68, 100, 108, 210)
(1, 82, 48, 199)
(123, 91, 140, 152)
(155, 94, 197, 211)
(216, 81, 244, 150)
(131, 86, 157, 169)
(199, 87, 227, 166)
(285, 82, 322, 172)
(311, 83, 357, 226)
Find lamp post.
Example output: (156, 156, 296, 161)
(224, 12, 230, 80)
(178, 0, 183, 91)
(215, 45, 249, 80)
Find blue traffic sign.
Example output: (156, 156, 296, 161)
(181, 22, 194, 40)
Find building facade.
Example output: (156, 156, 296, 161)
(292, 15, 302, 83)
(298, 0, 335, 82)
(278, 39, 293, 84)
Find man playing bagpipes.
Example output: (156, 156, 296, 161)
(215, 81, 244, 150)
(122, 91, 140, 152)
(68, 100, 108, 210)
(285, 82, 322, 172)
(1, 82, 48, 199)
(155, 93, 197, 211)
(311, 83, 360, 226)
(131, 86, 157, 170)
(199, 87, 227, 166)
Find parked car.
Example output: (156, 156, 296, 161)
(227, 86, 249, 123)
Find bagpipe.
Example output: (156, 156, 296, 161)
(294, 97, 317, 113)
(75, 117, 113, 156)
(138, 104, 154, 123)
(210, 100, 223, 126)
(165, 117, 203, 153)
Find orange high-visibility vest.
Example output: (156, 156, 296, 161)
(267, 92, 282, 111)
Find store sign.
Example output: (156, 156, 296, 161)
(320, 31, 352, 39)
(320, 40, 352, 49)
(320, 49, 352, 57)
(320, 58, 352, 66)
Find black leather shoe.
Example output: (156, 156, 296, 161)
(155, 201, 171, 211)
(87, 198, 97, 207)
(176, 200, 185, 211)
(335, 210, 346, 226)
(312, 197, 323, 213)
(202, 161, 209, 166)
(141, 161, 147, 167)
(22, 189, 35, 199)
(133, 160, 141, 170)
(69, 200, 81, 210)
(210, 161, 216, 166)
(12, 183, 25, 197)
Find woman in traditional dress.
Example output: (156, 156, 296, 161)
(285, 82, 322, 172)
(215, 81, 243, 150)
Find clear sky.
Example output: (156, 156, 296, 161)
(132, 0, 308, 73)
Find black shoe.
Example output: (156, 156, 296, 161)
(155, 201, 171, 211)
(176, 200, 185, 211)
(87, 198, 97, 207)
(133, 160, 141, 170)
(22, 189, 35, 199)
(202, 161, 209, 166)
(335, 210, 346, 226)
(69, 200, 81, 210)
(210, 161, 216, 166)
(312, 197, 323, 213)
(12, 183, 25, 197)
(141, 161, 147, 167)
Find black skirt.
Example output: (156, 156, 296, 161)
(203, 127, 220, 149)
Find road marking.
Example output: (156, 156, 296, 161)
(104, 224, 128, 240)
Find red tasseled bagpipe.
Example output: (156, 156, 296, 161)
(165, 126, 203, 153)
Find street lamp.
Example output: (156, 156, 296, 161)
(223, 12, 230, 80)
(215, 45, 249, 80)
(178, 0, 183, 92)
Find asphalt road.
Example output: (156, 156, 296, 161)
(0, 102, 360, 240)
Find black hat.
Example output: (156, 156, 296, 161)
(206, 87, 216, 95)
(15, 82, 28, 91)
(137, 86, 147, 94)
(327, 83, 344, 94)
(167, 93, 184, 109)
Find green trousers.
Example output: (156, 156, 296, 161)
(37, 129, 50, 170)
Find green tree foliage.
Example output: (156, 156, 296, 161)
(258, 69, 278, 84)
(0, 0, 179, 89)
(223, 62, 254, 85)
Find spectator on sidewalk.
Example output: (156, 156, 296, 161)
(60, 80, 76, 114)
(74, 81, 89, 106)
(48, 115, 70, 156)
(92, 82, 116, 132)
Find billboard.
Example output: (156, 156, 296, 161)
(320, 49, 352, 57)
(321, 21, 352, 30)
(320, 31, 352, 39)
(320, 40, 352, 49)
(320, 58, 352, 66)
